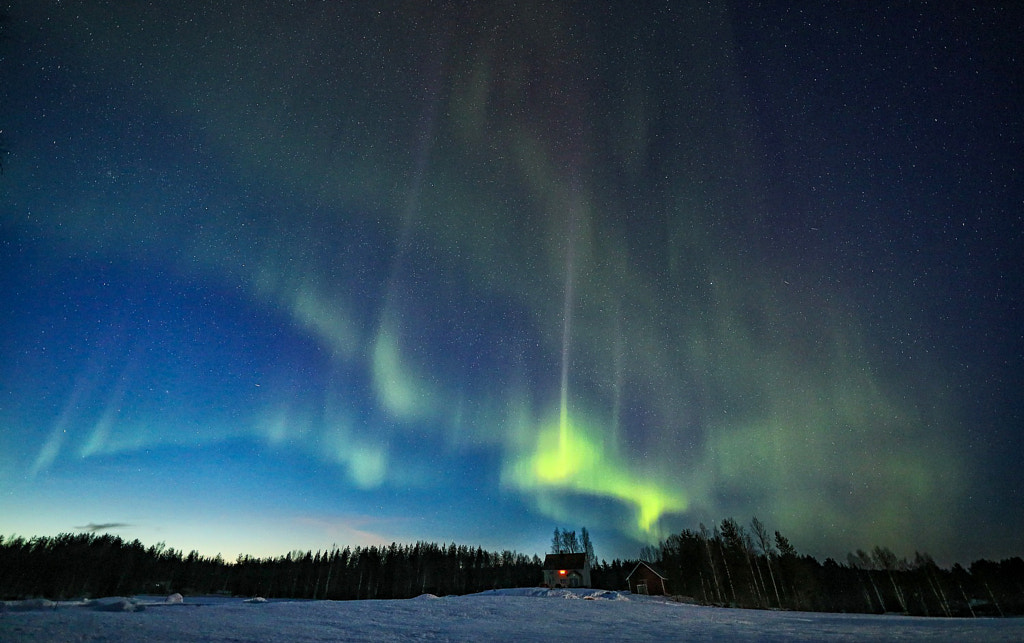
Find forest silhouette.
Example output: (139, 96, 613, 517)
(2, 517, 1021, 617)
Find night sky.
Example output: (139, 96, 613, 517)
(1, 1, 1021, 565)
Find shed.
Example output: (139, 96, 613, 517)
(541, 553, 591, 588)
(626, 561, 668, 596)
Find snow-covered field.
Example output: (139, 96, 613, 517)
(3, 588, 1022, 642)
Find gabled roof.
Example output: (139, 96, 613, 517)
(626, 560, 668, 580)
(542, 553, 588, 570)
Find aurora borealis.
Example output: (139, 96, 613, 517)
(1, 2, 1021, 564)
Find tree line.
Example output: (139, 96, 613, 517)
(0, 533, 541, 601)
(2, 526, 1022, 616)
(649, 517, 1024, 617)
(0, 530, 638, 602)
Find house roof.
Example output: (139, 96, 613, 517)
(542, 553, 588, 570)
(626, 561, 668, 580)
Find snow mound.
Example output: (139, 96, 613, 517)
(2, 593, 197, 613)
(583, 590, 630, 601)
(465, 588, 551, 598)
(466, 588, 631, 601)
(413, 593, 441, 600)
(244, 597, 268, 603)
(90, 597, 144, 612)
(3, 598, 57, 611)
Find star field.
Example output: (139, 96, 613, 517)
(1, 1, 1021, 564)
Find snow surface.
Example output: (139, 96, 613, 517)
(2, 588, 1022, 642)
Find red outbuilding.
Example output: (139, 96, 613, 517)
(626, 561, 668, 596)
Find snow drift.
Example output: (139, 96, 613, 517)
(2, 589, 1022, 642)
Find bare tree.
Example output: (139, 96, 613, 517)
(580, 527, 596, 568)
(751, 517, 782, 608)
(872, 546, 909, 613)
(715, 522, 738, 605)
(699, 523, 724, 603)
(562, 530, 580, 554)
(914, 551, 951, 617)
(848, 550, 883, 612)
(742, 529, 768, 607)
(638, 544, 659, 564)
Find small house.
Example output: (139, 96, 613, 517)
(541, 553, 591, 588)
(626, 561, 668, 596)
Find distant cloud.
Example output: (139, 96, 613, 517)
(75, 522, 131, 533)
